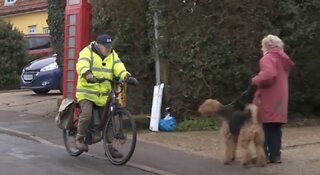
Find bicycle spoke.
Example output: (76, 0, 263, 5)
(103, 109, 136, 165)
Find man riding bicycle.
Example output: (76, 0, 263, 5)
(75, 34, 138, 156)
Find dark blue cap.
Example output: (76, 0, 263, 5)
(96, 34, 112, 48)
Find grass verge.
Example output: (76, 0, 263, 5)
(177, 117, 218, 131)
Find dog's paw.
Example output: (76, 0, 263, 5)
(240, 162, 249, 167)
(223, 159, 232, 165)
(255, 156, 267, 167)
(256, 160, 267, 167)
(251, 157, 257, 164)
(223, 157, 235, 165)
(223, 161, 231, 165)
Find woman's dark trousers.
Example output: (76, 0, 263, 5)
(263, 123, 282, 161)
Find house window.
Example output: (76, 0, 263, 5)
(43, 27, 50, 34)
(28, 25, 36, 34)
(4, 0, 16, 6)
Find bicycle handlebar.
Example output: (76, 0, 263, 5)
(95, 77, 125, 84)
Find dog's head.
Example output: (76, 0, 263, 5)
(198, 99, 222, 116)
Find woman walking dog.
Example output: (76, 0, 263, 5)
(251, 34, 295, 163)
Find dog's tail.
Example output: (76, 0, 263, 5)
(244, 104, 259, 124)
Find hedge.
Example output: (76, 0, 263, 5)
(48, 0, 320, 118)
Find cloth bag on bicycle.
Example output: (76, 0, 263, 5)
(55, 98, 77, 130)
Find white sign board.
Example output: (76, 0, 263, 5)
(149, 83, 164, 131)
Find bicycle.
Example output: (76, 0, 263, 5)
(62, 78, 137, 165)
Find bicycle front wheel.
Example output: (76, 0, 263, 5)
(103, 109, 137, 165)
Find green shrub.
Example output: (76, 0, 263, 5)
(91, 0, 152, 114)
(47, 0, 65, 65)
(0, 20, 25, 89)
(48, 0, 320, 120)
(177, 117, 218, 131)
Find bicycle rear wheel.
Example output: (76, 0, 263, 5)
(103, 109, 137, 165)
(63, 128, 83, 156)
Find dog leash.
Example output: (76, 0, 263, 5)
(225, 86, 252, 106)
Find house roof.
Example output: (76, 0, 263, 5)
(0, 0, 48, 16)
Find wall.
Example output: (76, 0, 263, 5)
(2, 10, 48, 34)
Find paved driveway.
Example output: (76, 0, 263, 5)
(0, 89, 60, 117)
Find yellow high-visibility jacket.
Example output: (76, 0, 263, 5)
(76, 42, 130, 106)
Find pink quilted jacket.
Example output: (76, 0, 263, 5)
(252, 48, 295, 123)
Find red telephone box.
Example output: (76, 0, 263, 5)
(62, 0, 92, 98)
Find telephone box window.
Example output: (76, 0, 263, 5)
(68, 26, 75, 36)
(4, 0, 16, 6)
(68, 37, 75, 47)
(69, 15, 76, 25)
(68, 0, 80, 5)
(67, 71, 74, 80)
(68, 49, 75, 58)
(67, 82, 74, 91)
(68, 60, 75, 70)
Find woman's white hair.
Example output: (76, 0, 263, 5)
(261, 34, 284, 50)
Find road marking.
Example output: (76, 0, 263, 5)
(0, 127, 53, 144)
(283, 142, 320, 149)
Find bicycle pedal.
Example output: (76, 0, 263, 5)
(115, 133, 125, 140)
(92, 136, 102, 144)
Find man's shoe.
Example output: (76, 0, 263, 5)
(75, 139, 88, 152)
(107, 146, 123, 158)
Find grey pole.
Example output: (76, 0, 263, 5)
(153, 10, 161, 85)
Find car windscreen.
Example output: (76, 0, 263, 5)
(25, 36, 51, 50)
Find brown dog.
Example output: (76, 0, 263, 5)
(198, 99, 266, 167)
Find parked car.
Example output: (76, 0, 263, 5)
(24, 34, 52, 57)
(20, 54, 62, 94)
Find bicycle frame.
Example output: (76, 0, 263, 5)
(96, 79, 125, 136)
(72, 78, 125, 133)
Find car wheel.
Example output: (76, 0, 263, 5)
(33, 89, 50, 95)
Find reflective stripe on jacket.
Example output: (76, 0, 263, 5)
(76, 42, 130, 106)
